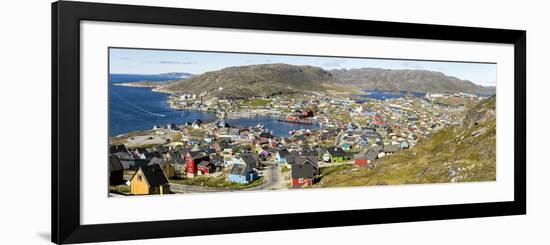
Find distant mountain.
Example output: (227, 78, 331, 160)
(157, 63, 353, 98)
(131, 65, 496, 97)
(329, 68, 495, 95)
(316, 96, 496, 187)
(158, 72, 194, 78)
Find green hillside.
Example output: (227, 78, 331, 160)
(315, 96, 496, 187)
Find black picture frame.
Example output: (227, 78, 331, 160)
(52, 1, 526, 244)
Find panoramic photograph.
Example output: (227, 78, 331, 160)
(108, 48, 497, 196)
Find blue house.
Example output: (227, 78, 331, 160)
(346, 123, 354, 131)
(228, 164, 259, 184)
(400, 141, 409, 149)
(358, 138, 368, 146)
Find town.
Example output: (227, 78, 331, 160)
(109, 91, 487, 196)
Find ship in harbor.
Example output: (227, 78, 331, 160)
(278, 110, 316, 125)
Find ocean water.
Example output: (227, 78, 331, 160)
(359, 90, 427, 100)
(109, 74, 319, 137)
(109, 74, 218, 136)
(226, 117, 319, 137)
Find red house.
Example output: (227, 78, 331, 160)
(197, 161, 216, 175)
(185, 151, 210, 178)
(354, 149, 377, 168)
(291, 164, 314, 188)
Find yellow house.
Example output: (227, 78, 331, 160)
(161, 162, 175, 178)
(130, 164, 170, 195)
(148, 157, 176, 178)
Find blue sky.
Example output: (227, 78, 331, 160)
(110, 48, 497, 86)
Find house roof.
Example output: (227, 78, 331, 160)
(199, 146, 216, 155)
(218, 141, 233, 149)
(109, 144, 128, 154)
(295, 156, 319, 169)
(147, 157, 167, 167)
(277, 149, 290, 158)
(383, 144, 400, 153)
(188, 150, 209, 160)
(355, 149, 377, 161)
(371, 145, 383, 153)
(291, 164, 314, 179)
(286, 151, 299, 164)
(240, 154, 258, 168)
(365, 150, 378, 160)
(300, 148, 318, 157)
(210, 155, 224, 163)
(168, 152, 181, 160)
(138, 164, 169, 187)
(113, 151, 132, 160)
(327, 147, 346, 156)
(198, 160, 213, 167)
(230, 164, 249, 176)
(109, 155, 124, 172)
(144, 151, 162, 159)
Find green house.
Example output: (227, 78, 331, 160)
(322, 147, 350, 163)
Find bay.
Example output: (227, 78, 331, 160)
(109, 74, 319, 137)
(109, 74, 217, 136)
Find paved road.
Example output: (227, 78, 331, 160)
(246, 162, 282, 191)
(169, 162, 284, 193)
(169, 183, 224, 194)
(335, 131, 346, 146)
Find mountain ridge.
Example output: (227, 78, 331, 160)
(329, 67, 495, 94)
(157, 63, 354, 98)
(142, 64, 495, 97)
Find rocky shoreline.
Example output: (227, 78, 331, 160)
(114, 81, 166, 88)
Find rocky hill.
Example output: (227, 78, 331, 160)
(157, 63, 353, 98)
(158, 72, 194, 78)
(316, 96, 496, 187)
(329, 68, 495, 94)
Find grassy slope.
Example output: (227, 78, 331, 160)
(315, 97, 496, 187)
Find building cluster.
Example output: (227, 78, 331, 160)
(110, 92, 481, 194)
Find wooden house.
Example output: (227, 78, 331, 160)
(112, 151, 134, 169)
(130, 164, 170, 195)
(197, 161, 216, 175)
(109, 155, 124, 186)
(294, 156, 319, 175)
(291, 163, 314, 188)
(148, 157, 175, 178)
(228, 162, 259, 184)
(232, 154, 258, 168)
(354, 149, 377, 168)
(109, 144, 128, 154)
(323, 147, 350, 163)
(185, 151, 210, 178)
(209, 155, 225, 169)
(383, 144, 400, 155)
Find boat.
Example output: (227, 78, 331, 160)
(277, 117, 315, 125)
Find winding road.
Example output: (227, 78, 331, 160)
(169, 162, 285, 194)
(246, 162, 283, 191)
